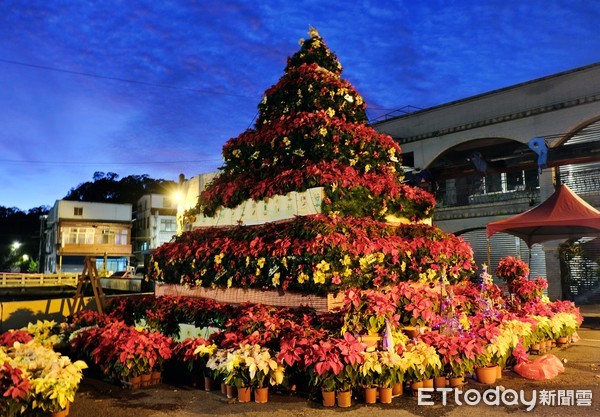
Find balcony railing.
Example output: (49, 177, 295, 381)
(0, 273, 79, 288)
(434, 184, 540, 209)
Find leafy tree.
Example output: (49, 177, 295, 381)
(0, 206, 49, 271)
(64, 172, 177, 206)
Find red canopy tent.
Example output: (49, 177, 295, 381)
(486, 184, 600, 247)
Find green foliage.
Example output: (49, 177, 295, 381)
(64, 171, 177, 206)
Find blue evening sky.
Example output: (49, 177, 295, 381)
(1, 0, 599, 210)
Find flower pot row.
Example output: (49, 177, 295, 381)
(128, 371, 162, 389)
(321, 376, 472, 407)
(200, 377, 271, 403)
(529, 338, 566, 355)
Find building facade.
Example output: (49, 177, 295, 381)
(43, 200, 132, 275)
(132, 193, 178, 267)
(373, 62, 600, 301)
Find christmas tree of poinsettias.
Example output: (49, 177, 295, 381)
(150, 28, 475, 295)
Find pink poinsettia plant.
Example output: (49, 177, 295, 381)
(174, 337, 217, 376)
(0, 361, 30, 416)
(306, 332, 364, 392)
(495, 256, 529, 286)
(70, 321, 173, 380)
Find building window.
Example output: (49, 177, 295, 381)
(62, 227, 94, 245)
(116, 229, 129, 245)
(160, 219, 177, 232)
(74, 207, 83, 216)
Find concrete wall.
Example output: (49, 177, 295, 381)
(0, 297, 94, 331)
(373, 63, 600, 171)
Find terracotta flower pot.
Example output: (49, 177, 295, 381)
(322, 389, 335, 407)
(422, 378, 434, 388)
(434, 376, 447, 388)
(379, 386, 393, 404)
(237, 387, 251, 403)
(254, 387, 269, 403)
(392, 382, 404, 396)
(410, 381, 423, 397)
(129, 375, 141, 389)
(557, 336, 569, 347)
(359, 335, 381, 352)
(151, 371, 161, 385)
(403, 326, 419, 339)
(475, 366, 497, 385)
(449, 376, 464, 387)
(204, 376, 213, 392)
(221, 382, 227, 395)
(226, 384, 237, 399)
(51, 407, 69, 417)
(496, 365, 502, 380)
(337, 390, 352, 408)
(141, 373, 152, 388)
(364, 386, 377, 404)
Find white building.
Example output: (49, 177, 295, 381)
(43, 200, 132, 274)
(133, 194, 178, 266)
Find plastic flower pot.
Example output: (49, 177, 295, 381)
(151, 371, 161, 385)
(254, 387, 269, 403)
(129, 375, 142, 389)
(364, 387, 377, 404)
(337, 390, 352, 408)
(204, 376, 213, 392)
(379, 387, 393, 404)
(392, 382, 404, 396)
(410, 381, 423, 397)
(449, 376, 464, 387)
(434, 376, 447, 388)
(475, 366, 497, 385)
(141, 373, 152, 388)
(322, 389, 335, 407)
(237, 387, 251, 403)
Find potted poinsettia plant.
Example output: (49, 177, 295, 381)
(307, 333, 363, 407)
(357, 351, 380, 403)
(174, 337, 218, 385)
(0, 355, 31, 417)
(495, 256, 529, 293)
(205, 347, 231, 391)
(6, 340, 87, 415)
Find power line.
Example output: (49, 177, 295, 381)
(0, 158, 223, 165)
(0, 58, 258, 100)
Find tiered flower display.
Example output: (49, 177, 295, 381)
(0, 27, 588, 411)
(149, 27, 475, 294)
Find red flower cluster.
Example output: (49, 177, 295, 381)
(0, 362, 30, 402)
(150, 214, 475, 293)
(0, 330, 33, 347)
(495, 256, 530, 283)
(70, 321, 174, 379)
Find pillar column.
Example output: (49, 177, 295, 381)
(542, 240, 563, 300)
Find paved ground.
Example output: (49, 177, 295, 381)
(67, 325, 600, 417)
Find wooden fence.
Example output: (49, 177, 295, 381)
(0, 273, 79, 287)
